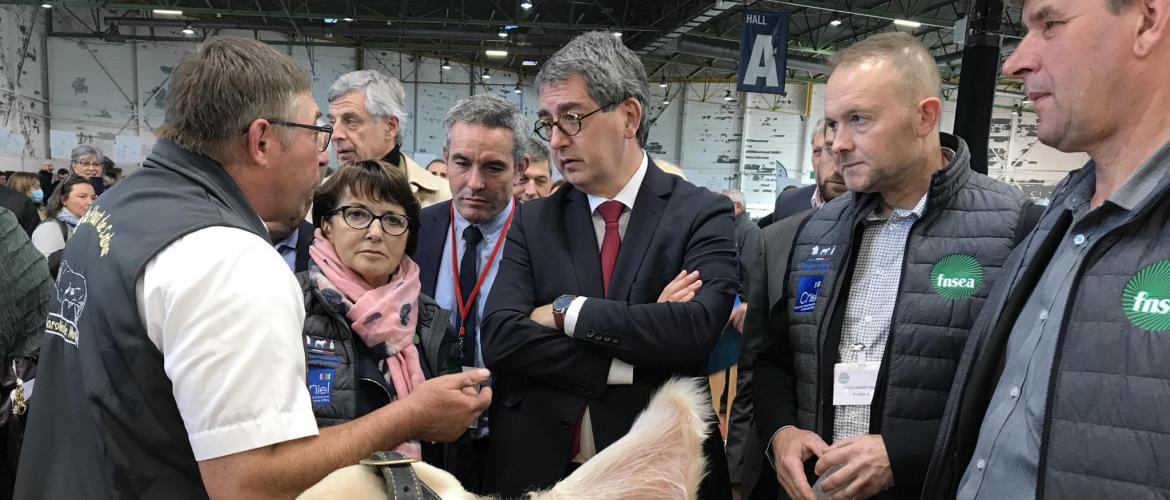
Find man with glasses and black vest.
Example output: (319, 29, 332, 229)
(480, 31, 738, 499)
(412, 93, 528, 493)
(15, 37, 490, 500)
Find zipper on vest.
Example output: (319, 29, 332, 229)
(818, 223, 863, 440)
(1033, 225, 1133, 498)
(869, 217, 920, 434)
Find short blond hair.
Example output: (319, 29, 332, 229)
(831, 32, 940, 104)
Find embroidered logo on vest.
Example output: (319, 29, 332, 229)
(930, 254, 983, 299)
(1122, 260, 1170, 332)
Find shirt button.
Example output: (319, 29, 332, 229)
(1009, 386, 1020, 398)
(864, 315, 873, 323)
(976, 459, 987, 470)
(1073, 233, 1086, 246)
(1039, 310, 1048, 321)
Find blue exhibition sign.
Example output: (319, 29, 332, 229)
(737, 9, 791, 95)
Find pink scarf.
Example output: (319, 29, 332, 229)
(309, 229, 425, 458)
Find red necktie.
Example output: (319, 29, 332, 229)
(597, 200, 624, 298)
(571, 200, 625, 461)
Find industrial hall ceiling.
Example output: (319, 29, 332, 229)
(4, 0, 1028, 91)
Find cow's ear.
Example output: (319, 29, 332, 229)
(536, 378, 712, 500)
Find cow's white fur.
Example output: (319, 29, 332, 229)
(298, 378, 712, 500)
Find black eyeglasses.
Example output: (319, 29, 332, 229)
(330, 206, 410, 236)
(265, 118, 333, 152)
(533, 100, 623, 141)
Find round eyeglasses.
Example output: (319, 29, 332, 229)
(533, 100, 623, 141)
(330, 206, 410, 236)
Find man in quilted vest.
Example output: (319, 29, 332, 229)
(752, 32, 1030, 500)
(923, 0, 1170, 498)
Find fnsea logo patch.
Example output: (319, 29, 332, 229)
(930, 254, 983, 299)
(1122, 260, 1170, 332)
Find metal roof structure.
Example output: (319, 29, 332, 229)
(8, 0, 1027, 89)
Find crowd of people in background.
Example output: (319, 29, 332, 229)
(1, 0, 1168, 498)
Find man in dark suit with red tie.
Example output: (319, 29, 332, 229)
(480, 31, 738, 499)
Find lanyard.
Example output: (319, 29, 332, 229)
(449, 201, 514, 338)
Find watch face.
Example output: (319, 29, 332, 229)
(553, 294, 575, 311)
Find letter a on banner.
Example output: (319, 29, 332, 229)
(737, 9, 791, 95)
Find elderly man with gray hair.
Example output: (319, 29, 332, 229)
(327, 69, 451, 208)
(480, 31, 738, 498)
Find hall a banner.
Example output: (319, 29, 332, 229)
(737, 9, 791, 95)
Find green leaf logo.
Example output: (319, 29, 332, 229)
(1122, 260, 1170, 332)
(930, 254, 984, 299)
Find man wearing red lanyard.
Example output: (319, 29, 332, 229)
(412, 93, 528, 493)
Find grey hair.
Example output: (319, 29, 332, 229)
(329, 70, 409, 144)
(535, 31, 650, 147)
(722, 189, 745, 206)
(526, 138, 549, 163)
(70, 144, 104, 164)
(444, 93, 527, 167)
(811, 119, 826, 145)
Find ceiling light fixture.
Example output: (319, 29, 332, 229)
(662, 99, 670, 105)
(893, 19, 922, 28)
(323, 18, 338, 24)
(442, 59, 452, 70)
(485, 49, 508, 57)
(483, 69, 492, 80)
(723, 89, 734, 102)
(513, 84, 523, 94)
(181, 23, 195, 35)
(829, 18, 842, 26)
(342, 17, 354, 22)
(613, 31, 623, 38)
(41, 3, 51, 8)
(658, 77, 668, 88)
(152, 9, 183, 15)
(521, 59, 537, 66)
(520, 0, 533, 9)
(498, 28, 509, 38)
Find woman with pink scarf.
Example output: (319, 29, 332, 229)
(297, 160, 461, 466)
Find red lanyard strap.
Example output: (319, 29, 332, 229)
(449, 201, 514, 338)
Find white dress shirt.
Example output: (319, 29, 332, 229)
(563, 152, 649, 462)
(135, 226, 318, 461)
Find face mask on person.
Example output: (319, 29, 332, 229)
(30, 189, 44, 204)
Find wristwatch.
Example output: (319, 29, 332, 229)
(552, 294, 577, 332)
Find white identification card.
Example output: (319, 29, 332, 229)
(833, 361, 881, 406)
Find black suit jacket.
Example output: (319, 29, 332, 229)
(772, 184, 816, 221)
(413, 199, 523, 299)
(414, 200, 454, 298)
(480, 161, 738, 497)
(292, 220, 314, 274)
